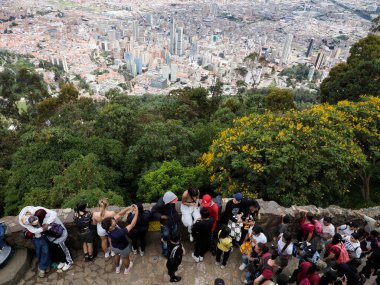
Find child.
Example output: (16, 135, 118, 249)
(74, 201, 94, 261)
(166, 233, 185, 283)
(216, 226, 233, 269)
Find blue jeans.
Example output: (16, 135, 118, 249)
(32, 237, 50, 271)
(160, 223, 178, 257)
(0, 223, 6, 249)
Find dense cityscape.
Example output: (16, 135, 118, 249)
(0, 0, 377, 96)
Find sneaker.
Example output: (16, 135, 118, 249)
(189, 234, 194, 242)
(199, 256, 203, 262)
(87, 255, 94, 261)
(57, 262, 65, 269)
(45, 267, 50, 273)
(239, 263, 247, 271)
(124, 261, 133, 274)
(38, 269, 45, 278)
(84, 253, 89, 262)
(116, 265, 121, 274)
(138, 247, 144, 256)
(170, 276, 182, 282)
(220, 265, 225, 269)
(131, 247, 137, 255)
(62, 263, 72, 271)
(244, 280, 249, 284)
(192, 252, 200, 262)
(111, 250, 115, 257)
(105, 248, 111, 259)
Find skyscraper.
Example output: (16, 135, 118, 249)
(170, 17, 176, 55)
(132, 20, 139, 39)
(280, 34, 293, 66)
(305, 38, 314, 57)
(176, 27, 183, 56)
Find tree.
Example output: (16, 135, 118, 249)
(265, 88, 295, 112)
(137, 160, 209, 202)
(321, 34, 380, 104)
(200, 105, 367, 206)
(347, 34, 380, 66)
(334, 96, 380, 201)
(58, 83, 79, 103)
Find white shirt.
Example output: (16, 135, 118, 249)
(319, 218, 335, 237)
(338, 224, 352, 237)
(18, 206, 57, 238)
(344, 236, 362, 259)
(277, 233, 294, 256)
(247, 228, 267, 246)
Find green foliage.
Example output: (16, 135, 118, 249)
(201, 103, 368, 206)
(137, 160, 209, 202)
(265, 88, 295, 112)
(321, 34, 380, 104)
(62, 188, 124, 208)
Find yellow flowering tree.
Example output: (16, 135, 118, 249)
(200, 104, 369, 206)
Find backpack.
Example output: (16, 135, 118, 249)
(75, 212, 92, 232)
(212, 195, 223, 217)
(334, 243, 350, 264)
(313, 219, 323, 235)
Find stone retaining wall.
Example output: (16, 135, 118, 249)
(1, 200, 379, 250)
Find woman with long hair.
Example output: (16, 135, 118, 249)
(93, 198, 117, 258)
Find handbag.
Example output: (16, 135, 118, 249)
(240, 241, 253, 255)
(46, 223, 64, 238)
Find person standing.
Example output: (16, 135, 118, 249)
(215, 226, 233, 269)
(181, 188, 201, 242)
(191, 207, 214, 262)
(166, 233, 185, 283)
(33, 208, 74, 272)
(127, 203, 151, 256)
(74, 201, 94, 261)
(19, 206, 54, 278)
(93, 198, 117, 258)
(151, 191, 179, 257)
(201, 194, 219, 254)
(101, 205, 138, 274)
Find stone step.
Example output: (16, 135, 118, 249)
(0, 248, 30, 285)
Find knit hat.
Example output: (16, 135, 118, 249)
(202, 194, 212, 207)
(163, 191, 178, 204)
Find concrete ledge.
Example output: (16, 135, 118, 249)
(0, 249, 30, 285)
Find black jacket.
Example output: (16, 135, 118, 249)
(223, 199, 246, 223)
(192, 218, 214, 243)
(151, 197, 178, 227)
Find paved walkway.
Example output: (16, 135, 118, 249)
(16, 239, 298, 285)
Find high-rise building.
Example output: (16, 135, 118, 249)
(147, 14, 154, 27)
(314, 51, 325, 69)
(210, 3, 219, 17)
(176, 27, 183, 56)
(170, 63, 178, 82)
(190, 41, 198, 61)
(132, 20, 139, 39)
(306, 38, 314, 57)
(170, 17, 176, 55)
(280, 34, 293, 66)
(307, 65, 315, 81)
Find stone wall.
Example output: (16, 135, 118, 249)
(1, 200, 379, 250)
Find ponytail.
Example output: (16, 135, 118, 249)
(98, 198, 108, 218)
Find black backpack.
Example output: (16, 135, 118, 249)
(75, 212, 92, 232)
(212, 195, 223, 218)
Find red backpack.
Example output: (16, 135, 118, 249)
(333, 243, 350, 264)
(313, 219, 323, 235)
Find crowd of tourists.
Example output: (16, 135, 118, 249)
(16, 189, 380, 284)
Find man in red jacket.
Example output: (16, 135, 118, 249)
(202, 194, 219, 255)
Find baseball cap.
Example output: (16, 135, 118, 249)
(202, 194, 212, 207)
(233, 192, 243, 202)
